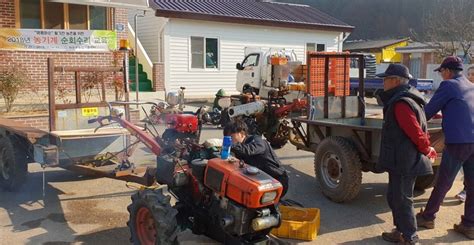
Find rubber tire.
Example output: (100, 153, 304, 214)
(314, 136, 362, 203)
(0, 136, 28, 191)
(264, 122, 289, 149)
(415, 166, 439, 191)
(127, 188, 179, 245)
(265, 133, 288, 149)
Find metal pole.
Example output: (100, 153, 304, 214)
(123, 49, 130, 121)
(134, 11, 146, 108)
(358, 55, 366, 126)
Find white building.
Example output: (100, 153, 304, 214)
(131, 0, 354, 98)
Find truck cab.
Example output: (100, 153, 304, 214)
(236, 48, 304, 100)
(236, 52, 264, 93)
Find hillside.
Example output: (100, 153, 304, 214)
(276, 0, 431, 40)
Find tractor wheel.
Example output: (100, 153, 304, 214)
(415, 166, 439, 191)
(0, 135, 28, 191)
(314, 136, 362, 203)
(265, 133, 288, 149)
(127, 188, 179, 245)
(264, 121, 290, 149)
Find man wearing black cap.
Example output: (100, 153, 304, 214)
(416, 56, 474, 240)
(375, 64, 436, 244)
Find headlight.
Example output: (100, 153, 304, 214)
(261, 191, 277, 204)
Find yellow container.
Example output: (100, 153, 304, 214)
(271, 206, 320, 241)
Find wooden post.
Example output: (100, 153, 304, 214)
(75, 71, 82, 104)
(48, 58, 56, 132)
(101, 80, 106, 102)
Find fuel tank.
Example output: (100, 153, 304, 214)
(204, 158, 283, 209)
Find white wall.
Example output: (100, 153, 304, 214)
(128, 10, 167, 63)
(164, 19, 343, 98)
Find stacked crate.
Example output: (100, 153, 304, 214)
(308, 55, 327, 97)
(307, 52, 350, 97)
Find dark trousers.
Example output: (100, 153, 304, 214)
(387, 173, 417, 241)
(272, 170, 289, 198)
(422, 150, 474, 227)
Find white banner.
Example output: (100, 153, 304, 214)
(0, 29, 117, 52)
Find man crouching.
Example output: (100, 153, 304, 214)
(224, 119, 289, 197)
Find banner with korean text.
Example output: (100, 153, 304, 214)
(0, 29, 117, 52)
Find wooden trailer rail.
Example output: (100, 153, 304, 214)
(47, 58, 129, 131)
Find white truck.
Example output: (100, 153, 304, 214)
(235, 48, 306, 100)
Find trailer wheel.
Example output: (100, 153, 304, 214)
(415, 166, 439, 191)
(0, 136, 28, 191)
(314, 137, 362, 203)
(127, 188, 179, 245)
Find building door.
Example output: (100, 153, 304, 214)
(410, 58, 421, 78)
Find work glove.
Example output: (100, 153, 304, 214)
(426, 146, 437, 162)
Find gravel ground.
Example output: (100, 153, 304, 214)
(1, 99, 471, 244)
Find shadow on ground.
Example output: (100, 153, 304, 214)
(0, 166, 133, 244)
(283, 164, 389, 236)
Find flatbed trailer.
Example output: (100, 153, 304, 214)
(288, 52, 443, 203)
(0, 59, 154, 192)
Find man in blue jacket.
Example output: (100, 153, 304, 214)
(416, 56, 474, 240)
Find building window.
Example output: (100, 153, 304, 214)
(68, 4, 88, 30)
(89, 6, 107, 30)
(190, 36, 219, 69)
(317, 44, 325, 52)
(17, 0, 110, 30)
(44, 2, 64, 29)
(306, 43, 326, 52)
(19, 0, 41, 28)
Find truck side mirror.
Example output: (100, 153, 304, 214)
(236, 63, 243, 70)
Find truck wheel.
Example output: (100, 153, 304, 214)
(314, 136, 362, 203)
(242, 85, 258, 95)
(127, 188, 179, 245)
(415, 166, 439, 191)
(0, 136, 28, 191)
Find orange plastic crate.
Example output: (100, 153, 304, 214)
(271, 57, 288, 65)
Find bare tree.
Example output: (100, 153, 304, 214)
(419, 0, 474, 62)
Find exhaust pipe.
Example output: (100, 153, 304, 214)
(251, 215, 279, 231)
(228, 101, 266, 118)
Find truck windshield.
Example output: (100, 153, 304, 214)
(242, 54, 259, 67)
